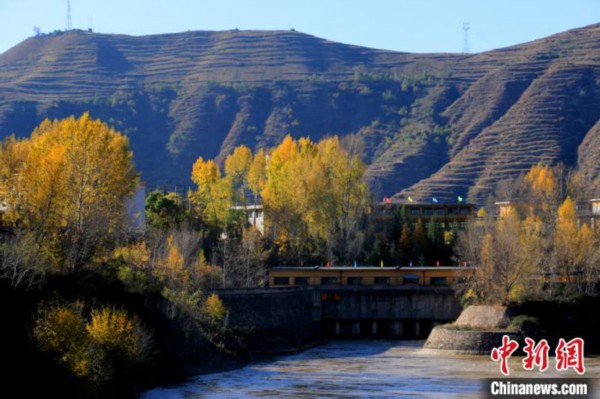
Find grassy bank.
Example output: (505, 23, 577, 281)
(0, 271, 250, 398)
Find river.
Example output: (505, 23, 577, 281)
(143, 340, 599, 398)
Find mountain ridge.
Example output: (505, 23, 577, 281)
(1, 25, 600, 203)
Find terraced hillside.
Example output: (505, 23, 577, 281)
(1, 25, 600, 203)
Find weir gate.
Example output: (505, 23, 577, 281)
(319, 285, 461, 339)
(216, 283, 462, 344)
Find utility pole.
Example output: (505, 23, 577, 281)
(462, 22, 470, 54)
(66, 0, 72, 31)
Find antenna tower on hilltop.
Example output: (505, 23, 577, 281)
(66, 0, 72, 31)
(462, 22, 470, 53)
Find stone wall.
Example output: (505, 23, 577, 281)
(213, 287, 324, 355)
(424, 327, 521, 354)
(424, 305, 519, 354)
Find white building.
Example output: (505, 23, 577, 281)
(231, 204, 264, 234)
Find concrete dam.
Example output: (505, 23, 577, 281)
(214, 285, 461, 354)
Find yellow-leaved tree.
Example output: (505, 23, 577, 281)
(189, 135, 370, 264)
(555, 196, 597, 291)
(525, 163, 556, 201)
(0, 135, 29, 225)
(191, 157, 232, 229)
(0, 113, 138, 271)
(457, 163, 599, 304)
(225, 145, 253, 207)
(260, 135, 370, 263)
(247, 148, 267, 201)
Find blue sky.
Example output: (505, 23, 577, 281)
(1, 0, 599, 54)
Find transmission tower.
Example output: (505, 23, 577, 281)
(462, 22, 470, 53)
(66, 0, 72, 31)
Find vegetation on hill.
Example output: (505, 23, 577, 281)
(2, 26, 600, 202)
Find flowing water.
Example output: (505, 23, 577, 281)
(143, 340, 599, 398)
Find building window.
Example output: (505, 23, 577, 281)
(435, 208, 445, 216)
(410, 208, 420, 216)
(430, 277, 447, 286)
(460, 208, 471, 215)
(321, 277, 338, 285)
(403, 275, 419, 285)
(273, 277, 289, 286)
(374, 277, 390, 285)
(423, 208, 434, 216)
(347, 277, 362, 286)
(294, 277, 309, 285)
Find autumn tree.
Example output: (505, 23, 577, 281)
(456, 210, 541, 305)
(189, 135, 371, 265)
(0, 135, 29, 225)
(225, 145, 253, 208)
(247, 148, 268, 204)
(554, 196, 598, 294)
(259, 135, 370, 264)
(191, 157, 232, 230)
(487, 213, 540, 303)
(320, 137, 371, 263)
(456, 163, 599, 304)
(525, 164, 557, 203)
(116, 228, 224, 290)
(201, 294, 227, 326)
(0, 113, 138, 271)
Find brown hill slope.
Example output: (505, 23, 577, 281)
(1, 26, 599, 203)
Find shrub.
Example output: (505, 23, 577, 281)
(34, 302, 151, 391)
(33, 301, 90, 377)
(202, 294, 227, 325)
(86, 307, 142, 365)
(508, 315, 539, 332)
(114, 241, 156, 294)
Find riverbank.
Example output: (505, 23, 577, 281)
(0, 279, 329, 398)
(425, 297, 600, 355)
